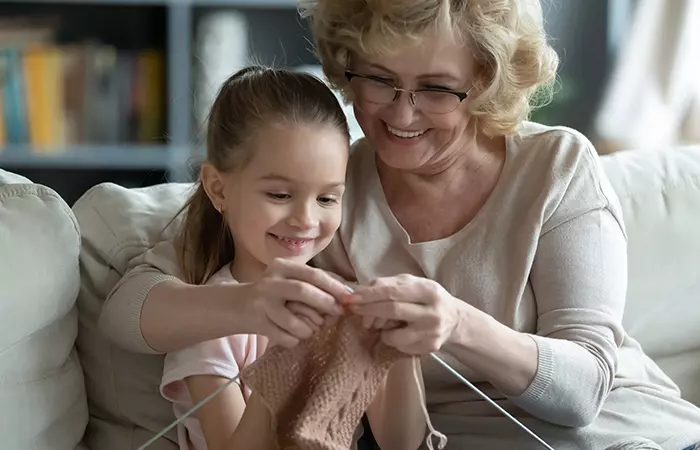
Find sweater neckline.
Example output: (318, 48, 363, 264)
(365, 133, 514, 248)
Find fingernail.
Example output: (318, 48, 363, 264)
(339, 294, 354, 305)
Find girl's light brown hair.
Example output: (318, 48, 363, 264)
(175, 66, 350, 285)
(300, 0, 559, 137)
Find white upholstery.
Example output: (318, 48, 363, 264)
(601, 146, 700, 405)
(0, 169, 88, 450)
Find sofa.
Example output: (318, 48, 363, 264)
(1, 145, 699, 449)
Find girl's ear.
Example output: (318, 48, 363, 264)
(200, 163, 227, 212)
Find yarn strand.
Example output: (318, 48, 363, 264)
(412, 356, 448, 450)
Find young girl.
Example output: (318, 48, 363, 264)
(159, 66, 428, 450)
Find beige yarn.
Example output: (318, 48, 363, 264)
(241, 315, 447, 450)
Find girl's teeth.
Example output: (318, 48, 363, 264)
(387, 124, 426, 138)
(276, 235, 310, 245)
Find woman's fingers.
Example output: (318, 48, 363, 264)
(350, 284, 423, 305)
(350, 301, 425, 322)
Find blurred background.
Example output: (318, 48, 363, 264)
(0, 0, 697, 205)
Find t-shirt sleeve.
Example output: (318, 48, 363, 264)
(160, 335, 252, 404)
(509, 137, 628, 427)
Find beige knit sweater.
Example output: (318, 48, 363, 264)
(100, 123, 700, 449)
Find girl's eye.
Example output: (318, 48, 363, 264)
(318, 196, 338, 205)
(266, 193, 290, 200)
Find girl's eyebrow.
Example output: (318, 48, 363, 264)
(259, 174, 345, 189)
(259, 174, 294, 182)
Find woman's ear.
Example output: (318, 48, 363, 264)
(200, 163, 227, 212)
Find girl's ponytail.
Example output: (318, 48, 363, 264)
(175, 184, 234, 285)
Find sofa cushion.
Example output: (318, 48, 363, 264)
(73, 182, 192, 450)
(0, 169, 88, 449)
(601, 146, 700, 406)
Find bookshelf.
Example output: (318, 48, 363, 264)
(0, 0, 312, 203)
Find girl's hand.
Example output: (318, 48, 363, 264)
(244, 258, 350, 348)
(347, 274, 462, 354)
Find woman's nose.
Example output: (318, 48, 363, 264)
(384, 91, 419, 128)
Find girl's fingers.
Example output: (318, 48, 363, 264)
(287, 301, 325, 326)
(268, 259, 353, 303)
(383, 319, 403, 330)
(272, 279, 344, 316)
(267, 306, 314, 340)
(265, 324, 300, 349)
(372, 317, 388, 330)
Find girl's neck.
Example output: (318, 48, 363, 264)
(229, 255, 267, 283)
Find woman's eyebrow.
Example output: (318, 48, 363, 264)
(365, 62, 460, 83)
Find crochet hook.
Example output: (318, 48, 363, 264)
(429, 352, 556, 450)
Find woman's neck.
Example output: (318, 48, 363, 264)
(376, 132, 506, 243)
(378, 132, 505, 204)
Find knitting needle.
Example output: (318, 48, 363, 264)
(429, 353, 556, 450)
(136, 373, 242, 450)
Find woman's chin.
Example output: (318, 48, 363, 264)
(372, 134, 435, 171)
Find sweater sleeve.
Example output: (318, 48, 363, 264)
(99, 240, 183, 354)
(509, 205, 627, 427)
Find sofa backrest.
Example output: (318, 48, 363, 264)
(0, 169, 88, 450)
(601, 146, 700, 406)
(70, 146, 700, 449)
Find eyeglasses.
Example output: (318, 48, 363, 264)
(345, 71, 471, 114)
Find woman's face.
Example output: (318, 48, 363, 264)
(350, 31, 478, 173)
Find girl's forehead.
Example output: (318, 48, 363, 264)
(239, 123, 349, 184)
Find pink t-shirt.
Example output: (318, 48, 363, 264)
(160, 265, 268, 450)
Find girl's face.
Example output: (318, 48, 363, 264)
(203, 122, 349, 282)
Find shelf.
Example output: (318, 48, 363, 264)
(0, 145, 175, 170)
(11, 0, 298, 6)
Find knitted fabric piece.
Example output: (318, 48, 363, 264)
(240, 315, 405, 450)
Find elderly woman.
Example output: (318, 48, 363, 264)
(99, 0, 700, 449)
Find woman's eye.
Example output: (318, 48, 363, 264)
(424, 85, 453, 91)
(369, 75, 393, 83)
(266, 193, 290, 200)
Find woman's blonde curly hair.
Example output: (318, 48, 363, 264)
(299, 0, 559, 137)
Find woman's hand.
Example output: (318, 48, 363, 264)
(348, 274, 462, 354)
(244, 258, 350, 348)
